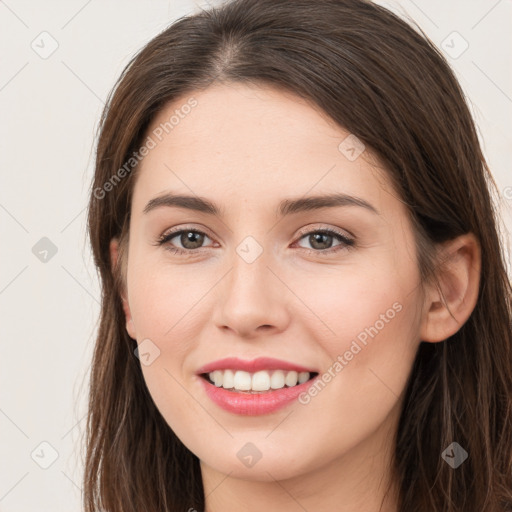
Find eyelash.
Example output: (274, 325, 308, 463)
(155, 225, 355, 257)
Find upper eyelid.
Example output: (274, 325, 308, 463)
(295, 224, 354, 240)
(160, 224, 215, 242)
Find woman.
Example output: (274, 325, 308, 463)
(84, 0, 512, 510)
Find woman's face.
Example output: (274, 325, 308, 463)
(116, 82, 425, 482)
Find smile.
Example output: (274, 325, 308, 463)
(203, 369, 314, 392)
(196, 357, 319, 415)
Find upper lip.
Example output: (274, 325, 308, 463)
(197, 357, 317, 375)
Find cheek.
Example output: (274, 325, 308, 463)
(304, 262, 418, 354)
(126, 261, 211, 439)
(299, 261, 421, 412)
(127, 258, 212, 342)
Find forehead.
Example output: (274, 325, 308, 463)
(132, 82, 396, 216)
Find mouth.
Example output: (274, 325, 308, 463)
(196, 357, 319, 415)
(200, 369, 318, 393)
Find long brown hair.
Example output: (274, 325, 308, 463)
(84, 0, 512, 510)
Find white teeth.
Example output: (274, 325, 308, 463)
(252, 371, 270, 391)
(212, 370, 223, 387)
(222, 369, 234, 389)
(285, 371, 298, 387)
(207, 369, 312, 391)
(298, 371, 309, 384)
(270, 370, 285, 389)
(233, 370, 252, 391)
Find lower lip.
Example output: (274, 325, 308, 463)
(199, 375, 318, 415)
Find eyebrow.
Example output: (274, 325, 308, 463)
(143, 192, 379, 217)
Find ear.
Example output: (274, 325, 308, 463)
(109, 238, 137, 340)
(420, 233, 481, 343)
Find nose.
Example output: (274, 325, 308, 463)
(212, 247, 290, 339)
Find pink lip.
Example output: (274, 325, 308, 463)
(196, 357, 318, 416)
(196, 357, 316, 374)
(199, 375, 319, 416)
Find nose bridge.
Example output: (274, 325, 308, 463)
(213, 230, 289, 336)
(227, 233, 273, 303)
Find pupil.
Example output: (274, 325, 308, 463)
(182, 231, 204, 249)
(310, 233, 332, 250)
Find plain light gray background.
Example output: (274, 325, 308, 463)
(1, 0, 511, 510)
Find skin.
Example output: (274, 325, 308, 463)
(110, 82, 481, 512)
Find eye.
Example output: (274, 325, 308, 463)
(294, 227, 355, 255)
(156, 227, 214, 255)
(155, 225, 355, 256)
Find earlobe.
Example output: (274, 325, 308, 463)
(420, 233, 481, 343)
(109, 238, 137, 340)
